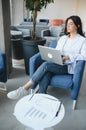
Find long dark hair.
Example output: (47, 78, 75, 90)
(64, 15, 85, 37)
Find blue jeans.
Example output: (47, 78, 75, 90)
(31, 61, 68, 93)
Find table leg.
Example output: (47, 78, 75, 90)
(46, 127, 54, 130)
(25, 127, 54, 130)
(35, 128, 54, 130)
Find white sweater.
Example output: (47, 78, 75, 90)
(56, 34, 86, 74)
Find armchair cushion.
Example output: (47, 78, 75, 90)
(50, 75, 73, 89)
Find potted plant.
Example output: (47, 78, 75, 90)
(24, 0, 54, 40)
(22, 0, 54, 74)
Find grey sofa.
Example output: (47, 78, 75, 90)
(14, 22, 49, 37)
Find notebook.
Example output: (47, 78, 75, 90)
(38, 45, 64, 65)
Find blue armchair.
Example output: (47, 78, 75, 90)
(29, 41, 85, 109)
(0, 52, 7, 91)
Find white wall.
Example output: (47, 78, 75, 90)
(76, 0, 86, 34)
(11, 0, 24, 25)
(37, 0, 77, 20)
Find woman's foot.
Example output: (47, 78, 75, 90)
(7, 87, 29, 100)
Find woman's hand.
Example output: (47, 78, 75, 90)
(62, 56, 70, 63)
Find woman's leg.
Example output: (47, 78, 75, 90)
(31, 61, 68, 83)
(16, 61, 68, 90)
(31, 62, 68, 94)
(38, 72, 52, 93)
(7, 61, 68, 99)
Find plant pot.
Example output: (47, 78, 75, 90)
(21, 37, 46, 75)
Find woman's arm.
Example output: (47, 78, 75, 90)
(68, 39, 86, 62)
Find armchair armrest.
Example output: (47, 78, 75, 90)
(71, 60, 85, 100)
(41, 29, 50, 37)
(0, 52, 7, 82)
(0, 53, 5, 71)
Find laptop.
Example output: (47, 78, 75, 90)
(38, 45, 64, 65)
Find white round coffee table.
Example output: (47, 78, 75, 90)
(14, 94, 65, 130)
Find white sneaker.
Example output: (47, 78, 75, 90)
(7, 87, 29, 100)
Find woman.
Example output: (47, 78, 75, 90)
(7, 15, 86, 100)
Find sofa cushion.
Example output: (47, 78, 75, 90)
(38, 19, 49, 24)
(50, 25, 64, 37)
